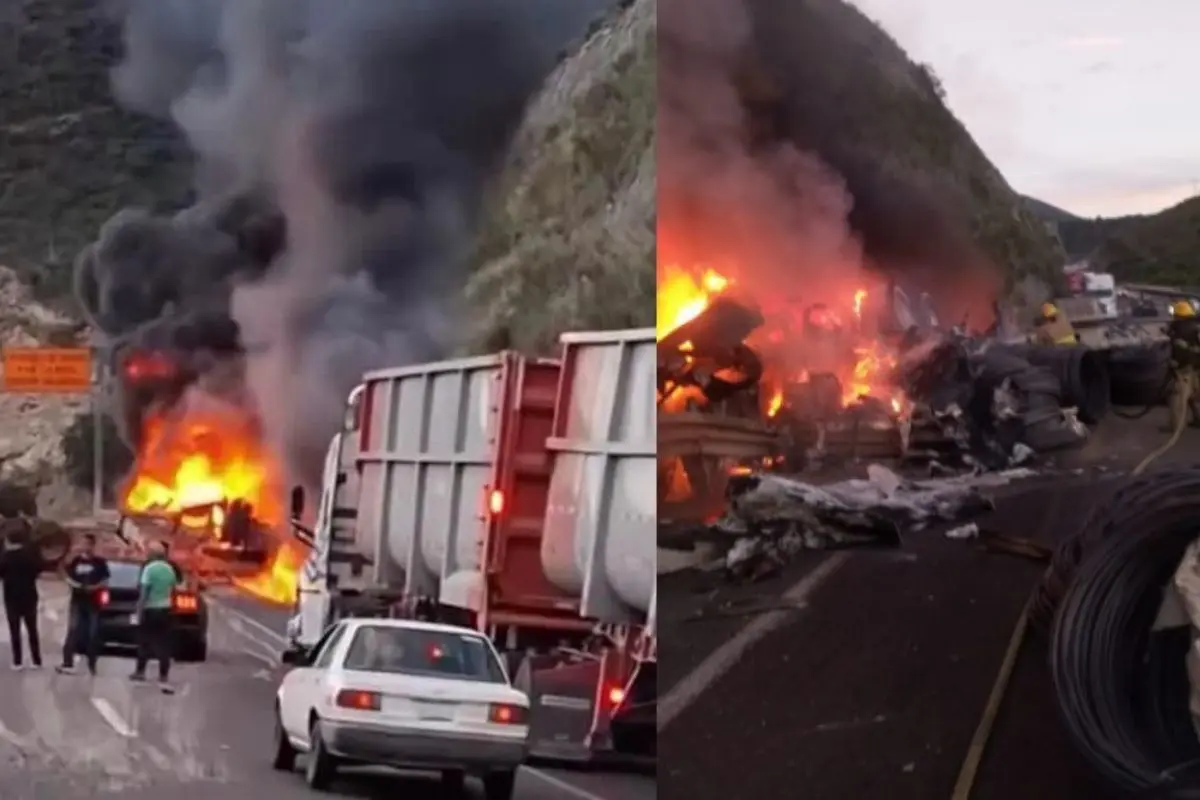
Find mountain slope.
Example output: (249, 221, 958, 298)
(0, 0, 192, 306)
(1022, 196, 1081, 224)
(1025, 193, 1200, 285)
(466, 0, 655, 352)
(741, 0, 1066, 296)
(1088, 196, 1200, 284)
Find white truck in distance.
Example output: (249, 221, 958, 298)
(284, 328, 657, 765)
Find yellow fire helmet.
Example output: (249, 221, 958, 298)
(1172, 299, 1197, 318)
(1040, 302, 1059, 319)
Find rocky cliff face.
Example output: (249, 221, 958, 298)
(466, 0, 655, 352)
(0, 267, 91, 515)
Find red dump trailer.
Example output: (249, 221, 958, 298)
(287, 327, 656, 764)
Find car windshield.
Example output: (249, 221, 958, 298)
(107, 562, 143, 587)
(342, 626, 507, 683)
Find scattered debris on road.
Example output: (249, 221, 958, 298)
(688, 465, 1036, 581)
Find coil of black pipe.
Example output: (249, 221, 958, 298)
(1050, 467, 1200, 795)
(1006, 344, 1112, 424)
(1031, 471, 1166, 633)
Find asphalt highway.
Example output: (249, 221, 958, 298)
(659, 412, 1195, 800)
(0, 581, 654, 800)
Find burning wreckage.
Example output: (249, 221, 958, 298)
(83, 232, 305, 604)
(66, 0, 578, 604)
(657, 269, 1112, 577)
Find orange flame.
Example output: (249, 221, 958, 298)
(657, 266, 729, 339)
(121, 407, 300, 605)
(766, 389, 783, 417)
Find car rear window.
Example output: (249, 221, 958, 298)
(107, 562, 143, 587)
(342, 626, 507, 683)
(107, 560, 184, 587)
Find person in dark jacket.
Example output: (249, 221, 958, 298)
(0, 522, 44, 669)
(57, 533, 109, 676)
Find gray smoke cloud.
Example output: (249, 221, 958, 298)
(658, 0, 1002, 331)
(78, 0, 607, 487)
(658, 0, 866, 312)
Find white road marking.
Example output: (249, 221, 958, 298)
(524, 767, 611, 800)
(208, 598, 287, 646)
(237, 645, 280, 669)
(221, 616, 286, 663)
(91, 697, 136, 737)
(657, 551, 852, 731)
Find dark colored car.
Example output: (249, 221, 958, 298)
(96, 559, 210, 662)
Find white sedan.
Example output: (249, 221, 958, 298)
(272, 617, 530, 799)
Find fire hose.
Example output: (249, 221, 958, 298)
(1131, 372, 1196, 476)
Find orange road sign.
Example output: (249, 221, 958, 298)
(1, 347, 92, 393)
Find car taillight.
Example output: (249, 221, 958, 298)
(487, 489, 504, 516)
(607, 685, 626, 707)
(335, 689, 381, 711)
(96, 589, 110, 606)
(172, 593, 199, 612)
(488, 703, 528, 725)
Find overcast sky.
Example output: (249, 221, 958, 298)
(850, 0, 1200, 217)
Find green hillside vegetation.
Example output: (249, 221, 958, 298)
(1025, 195, 1200, 286)
(466, 0, 655, 353)
(0, 0, 191, 308)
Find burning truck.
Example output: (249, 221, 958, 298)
(110, 333, 303, 604)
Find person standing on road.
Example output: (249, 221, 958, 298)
(56, 533, 110, 676)
(0, 521, 44, 670)
(131, 540, 179, 694)
(1132, 299, 1200, 475)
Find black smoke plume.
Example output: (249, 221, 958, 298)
(78, 0, 601, 488)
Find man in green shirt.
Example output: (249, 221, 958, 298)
(131, 540, 180, 693)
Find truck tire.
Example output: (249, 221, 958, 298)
(1008, 345, 1111, 424)
(483, 769, 517, 800)
(271, 707, 297, 771)
(305, 719, 338, 790)
(1107, 345, 1170, 407)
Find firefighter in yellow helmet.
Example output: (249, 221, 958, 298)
(1167, 299, 1200, 429)
(1135, 298, 1200, 474)
(1033, 301, 1078, 346)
